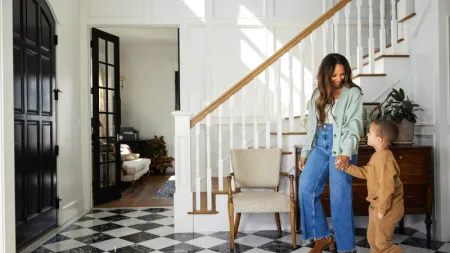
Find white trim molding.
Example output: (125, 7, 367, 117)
(0, 0, 16, 251)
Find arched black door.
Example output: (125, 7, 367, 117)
(13, 0, 58, 248)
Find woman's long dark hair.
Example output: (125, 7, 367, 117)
(315, 53, 360, 125)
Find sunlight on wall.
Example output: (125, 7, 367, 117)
(183, 0, 206, 18)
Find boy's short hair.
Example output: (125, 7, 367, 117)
(371, 120, 399, 145)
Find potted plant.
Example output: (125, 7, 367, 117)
(374, 88, 423, 143)
(139, 136, 174, 174)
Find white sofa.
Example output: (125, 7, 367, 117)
(120, 144, 151, 183)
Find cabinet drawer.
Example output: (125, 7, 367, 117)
(399, 163, 428, 183)
(319, 187, 368, 215)
(392, 152, 429, 164)
(403, 184, 427, 208)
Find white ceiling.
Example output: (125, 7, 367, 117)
(98, 27, 178, 45)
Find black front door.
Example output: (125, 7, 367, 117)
(91, 28, 122, 206)
(13, 0, 58, 248)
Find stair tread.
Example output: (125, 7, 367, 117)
(361, 38, 405, 60)
(270, 132, 307, 135)
(353, 73, 387, 79)
(352, 54, 410, 71)
(284, 115, 308, 120)
(399, 13, 416, 23)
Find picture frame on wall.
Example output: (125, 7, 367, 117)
(360, 102, 381, 145)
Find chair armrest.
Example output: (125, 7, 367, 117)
(279, 172, 292, 178)
(279, 172, 295, 200)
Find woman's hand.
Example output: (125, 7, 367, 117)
(298, 157, 307, 171)
(335, 155, 350, 170)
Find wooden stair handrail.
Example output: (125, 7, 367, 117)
(190, 0, 352, 128)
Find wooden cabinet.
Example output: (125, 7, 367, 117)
(294, 145, 433, 247)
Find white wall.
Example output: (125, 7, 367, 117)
(48, 0, 85, 226)
(120, 42, 178, 157)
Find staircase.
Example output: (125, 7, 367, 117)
(173, 0, 418, 233)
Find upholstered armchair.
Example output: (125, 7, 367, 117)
(227, 148, 297, 249)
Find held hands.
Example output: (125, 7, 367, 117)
(378, 212, 384, 219)
(334, 155, 350, 170)
(298, 157, 307, 171)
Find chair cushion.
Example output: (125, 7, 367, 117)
(122, 158, 151, 175)
(233, 191, 291, 213)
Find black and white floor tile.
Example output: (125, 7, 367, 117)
(29, 207, 449, 253)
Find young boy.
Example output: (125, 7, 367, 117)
(337, 120, 404, 253)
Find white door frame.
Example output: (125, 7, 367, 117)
(80, 24, 181, 210)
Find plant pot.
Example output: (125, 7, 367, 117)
(395, 119, 415, 143)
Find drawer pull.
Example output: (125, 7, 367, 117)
(406, 173, 419, 176)
(397, 156, 403, 160)
(405, 196, 414, 198)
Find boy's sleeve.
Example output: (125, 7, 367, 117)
(377, 158, 398, 215)
(345, 164, 370, 179)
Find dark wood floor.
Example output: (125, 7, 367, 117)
(96, 173, 174, 208)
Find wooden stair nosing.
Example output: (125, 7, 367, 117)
(270, 132, 307, 136)
(352, 54, 410, 71)
(352, 73, 387, 79)
(285, 114, 309, 120)
(398, 13, 416, 23)
(360, 38, 405, 60)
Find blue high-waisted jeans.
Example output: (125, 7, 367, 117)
(299, 124, 357, 252)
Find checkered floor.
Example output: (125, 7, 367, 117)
(30, 207, 449, 253)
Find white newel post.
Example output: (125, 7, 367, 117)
(390, 0, 398, 54)
(368, 0, 375, 73)
(356, 0, 363, 74)
(380, 0, 386, 55)
(172, 111, 193, 232)
(299, 42, 306, 121)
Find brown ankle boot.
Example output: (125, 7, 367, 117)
(308, 236, 336, 253)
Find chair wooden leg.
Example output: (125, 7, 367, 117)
(234, 213, 241, 236)
(290, 204, 297, 249)
(228, 203, 235, 249)
(275, 213, 282, 234)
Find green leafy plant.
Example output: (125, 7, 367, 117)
(375, 88, 422, 123)
(139, 136, 174, 174)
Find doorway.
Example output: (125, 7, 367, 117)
(91, 27, 179, 208)
(13, 0, 58, 249)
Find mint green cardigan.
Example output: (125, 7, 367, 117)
(300, 86, 363, 159)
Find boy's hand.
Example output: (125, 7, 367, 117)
(378, 212, 384, 219)
(335, 155, 350, 170)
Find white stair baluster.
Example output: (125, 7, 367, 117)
(265, 70, 270, 149)
(218, 105, 223, 191)
(277, 60, 282, 149)
(356, 0, 363, 74)
(253, 80, 259, 149)
(368, 0, 375, 73)
(391, 0, 398, 54)
(229, 96, 235, 190)
(322, 0, 328, 57)
(311, 31, 317, 88)
(345, 3, 351, 64)
(299, 41, 306, 121)
(289, 51, 294, 132)
(206, 112, 212, 210)
(241, 86, 247, 149)
(333, 11, 339, 53)
(195, 124, 201, 211)
(380, 0, 386, 55)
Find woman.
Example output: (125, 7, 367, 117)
(299, 53, 363, 253)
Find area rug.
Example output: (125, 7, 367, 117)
(153, 179, 175, 198)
